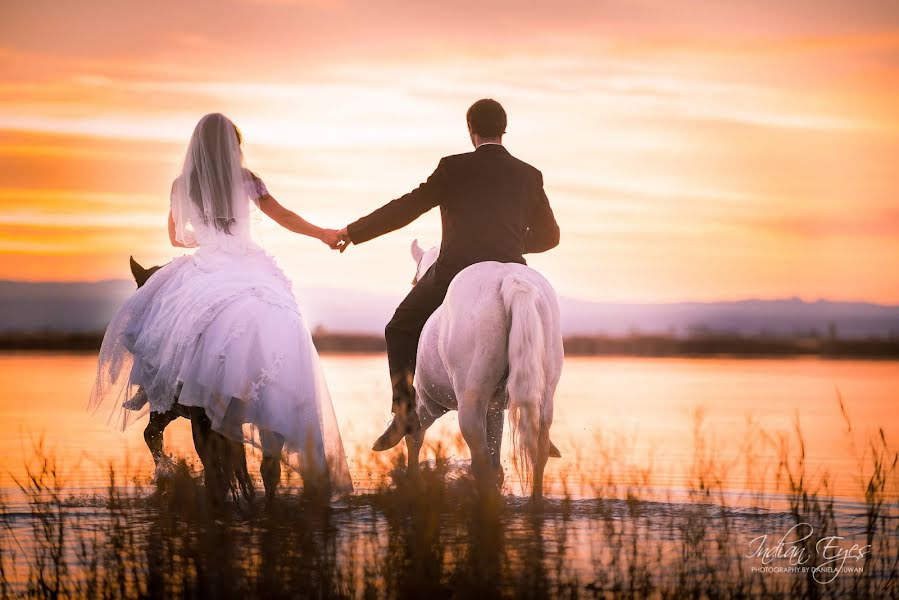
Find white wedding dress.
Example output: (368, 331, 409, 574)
(90, 114, 352, 493)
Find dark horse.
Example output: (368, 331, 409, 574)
(129, 257, 280, 506)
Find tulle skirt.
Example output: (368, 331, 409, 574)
(90, 247, 352, 494)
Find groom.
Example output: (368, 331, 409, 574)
(337, 99, 560, 451)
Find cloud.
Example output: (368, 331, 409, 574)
(746, 210, 899, 239)
(0, 1, 898, 301)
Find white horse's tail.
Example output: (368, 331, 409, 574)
(501, 274, 546, 491)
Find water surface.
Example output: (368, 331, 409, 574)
(2, 352, 895, 500)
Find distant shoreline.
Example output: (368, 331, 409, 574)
(2, 331, 898, 359)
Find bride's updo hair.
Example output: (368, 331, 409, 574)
(188, 113, 243, 234)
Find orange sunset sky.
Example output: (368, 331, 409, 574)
(1, 0, 898, 303)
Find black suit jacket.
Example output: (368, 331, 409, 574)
(346, 144, 560, 278)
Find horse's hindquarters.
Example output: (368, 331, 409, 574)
(412, 261, 564, 496)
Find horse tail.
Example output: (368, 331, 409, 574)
(501, 274, 546, 491)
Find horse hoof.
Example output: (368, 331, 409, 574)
(526, 496, 546, 512)
(150, 456, 177, 484)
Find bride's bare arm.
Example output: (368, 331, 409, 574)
(257, 194, 341, 248)
(168, 209, 187, 248)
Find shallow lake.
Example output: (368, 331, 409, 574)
(1, 352, 895, 501)
(2, 352, 897, 595)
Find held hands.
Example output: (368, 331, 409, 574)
(335, 227, 351, 253)
(319, 228, 344, 250)
(318, 227, 352, 252)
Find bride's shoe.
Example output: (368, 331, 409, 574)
(122, 387, 149, 411)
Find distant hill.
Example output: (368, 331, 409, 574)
(558, 296, 899, 339)
(0, 280, 136, 333)
(1, 279, 898, 339)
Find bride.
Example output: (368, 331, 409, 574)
(90, 113, 352, 498)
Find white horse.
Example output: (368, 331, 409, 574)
(405, 240, 564, 500)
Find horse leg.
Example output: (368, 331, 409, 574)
(144, 410, 178, 468)
(530, 422, 551, 502)
(404, 424, 426, 476)
(218, 399, 254, 506)
(211, 430, 235, 500)
(260, 431, 285, 506)
(486, 400, 505, 489)
(188, 406, 227, 504)
(458, 388, 493, 490)
(404, 400, 443, 475)
(230, 439, 255, 505)
(530, 387, 556, 502)
(188, 406, 210, 467)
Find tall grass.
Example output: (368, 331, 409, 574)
(1, 400, 897, 599)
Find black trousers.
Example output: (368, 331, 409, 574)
(385, 266, 453, 408)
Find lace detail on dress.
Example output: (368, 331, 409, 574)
(249, 285, 299, 313)
(248, 352, 286, 402)
(219, 321, 248, 363)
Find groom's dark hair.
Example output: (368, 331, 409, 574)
(467, 99, 507, 138)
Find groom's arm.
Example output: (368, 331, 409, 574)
(346, 159, 449, 245)
(525, 171, 560, 253)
